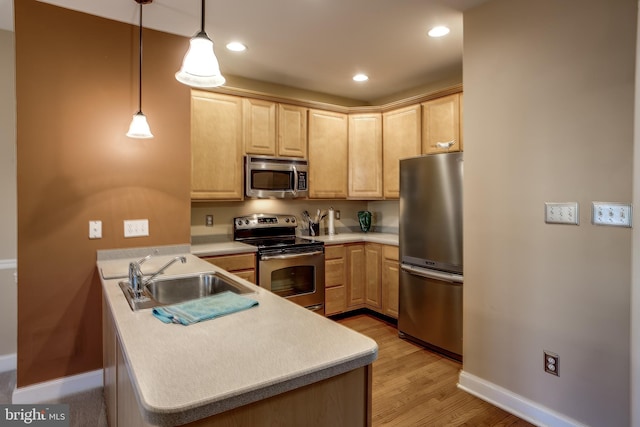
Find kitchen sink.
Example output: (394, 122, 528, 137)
(119, 272, 255, 311)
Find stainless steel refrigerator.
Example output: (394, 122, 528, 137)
(398, 152, 463, 361)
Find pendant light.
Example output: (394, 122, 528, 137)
(127, 0, 153, 139)
(175, 0, 225, 88)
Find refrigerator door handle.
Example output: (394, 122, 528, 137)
(401, 264, 463, 284)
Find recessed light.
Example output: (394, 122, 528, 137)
(428, 26, 450, 38)
(226, 42, 247, 52)
(353, 74, 369, 82)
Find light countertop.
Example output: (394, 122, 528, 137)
(99, 250, 378, 426)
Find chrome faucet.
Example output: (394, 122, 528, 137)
(128, 255, 187, 299)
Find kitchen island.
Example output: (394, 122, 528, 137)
(99, 246, 378, 427)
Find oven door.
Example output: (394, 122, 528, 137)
(258, 250, 325, 314)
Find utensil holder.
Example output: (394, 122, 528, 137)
(309, 222, 320, 236)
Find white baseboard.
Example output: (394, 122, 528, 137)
(458, 370, 587, 427)
(12, 369, 103, 404)
(0, 353, 16, 373)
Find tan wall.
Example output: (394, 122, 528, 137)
(0, 28, 17, 358)
(463, 0, 634, 426)
(14, 1, 191, 386)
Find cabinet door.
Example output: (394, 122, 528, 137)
(365, 243, 382, 309)
(308, 109, 348, 199)
(382, 246, 400, 319)
(244, 98, 276, 156)
(382, 105, 421, 199)
(278, 104, 308, 158)
(348, 113, 383, 199)
(422, 93, 461, 154)
(103, 298, 118, 427)
(347, 244, 366, 307)
(191, 91, 244, 200)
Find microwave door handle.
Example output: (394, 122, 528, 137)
(291, 165, 298, 196)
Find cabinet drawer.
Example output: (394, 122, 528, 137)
(326, 258, 346, 288)
(383, 245, 399, 261)
(325, 245, 346, 260)
(325, 286, 346, 315)
(203, 253, 256, 272)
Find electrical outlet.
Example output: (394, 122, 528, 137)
(124, 219, 149, 238)
(335, 210, 341, 220)
(592, 202, 632, 227)
(544, 351, 559, 376)
(89, 220, 102, 239)
(205, 214, 214, 227)
(545, 202, 579, 225)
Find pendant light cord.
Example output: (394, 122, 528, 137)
(138, 2, 143, 114)
(200, 0, 205, 33)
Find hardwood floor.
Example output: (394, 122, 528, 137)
(337, 314, 535, 427)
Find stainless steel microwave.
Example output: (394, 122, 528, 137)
(245, 155, 309, 199)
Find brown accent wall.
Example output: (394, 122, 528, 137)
(15, 1, 191, 386)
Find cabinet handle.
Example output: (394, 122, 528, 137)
(435, 140, 455, 149)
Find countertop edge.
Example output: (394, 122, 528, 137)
(145, 349, 378, 426)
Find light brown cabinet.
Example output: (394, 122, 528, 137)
(346, 244, 366, 308)
(348, 113, 383, 199)
(382, 105, 422, 199)
(278, 104, 308, 158)
(308, 109, 348, 199)
(243, 100, 308, 158)
(243, 98, 277, 156)
(365, 243, 382, 309)
(422, 93, 462, 154)
(325, 245, 347, 315)
(381, 245, 399, 318)
(201, 253, 256, 284)
(191, 90, 244, 200)
(325, 243, 398, 318)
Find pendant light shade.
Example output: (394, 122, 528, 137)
(127, 112, 153, 138)
(175, 0, 225, 88)
(127, 0, 153, 139)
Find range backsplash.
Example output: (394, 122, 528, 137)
(191, 199, 399, 240)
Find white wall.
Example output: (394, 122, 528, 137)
(462, 1, 634, 426)
(0, 28, 17, 363)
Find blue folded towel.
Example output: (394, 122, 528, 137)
(152, 291, 258, 325)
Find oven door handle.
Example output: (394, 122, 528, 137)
(260, 250, 324, 261)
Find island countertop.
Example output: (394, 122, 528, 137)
(99, 249, 378, 426)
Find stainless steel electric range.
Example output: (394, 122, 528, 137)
(234, 214, 325, 315)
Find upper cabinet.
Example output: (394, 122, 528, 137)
(382, 105, 422, 199)
(348, 113, 383, 199)
(243, 101, 308, 158)
(308, 109, 348, 199)
(422, 93, 462, 154)
(243, 98, 277, 156)
(191, 90, 244, 201)
(278, 104, 308, 158)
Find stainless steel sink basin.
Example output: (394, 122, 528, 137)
(119, 272, 255, 311)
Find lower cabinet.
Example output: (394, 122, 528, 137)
(200, 253, 256, 284)
(325, 242, 399, 318)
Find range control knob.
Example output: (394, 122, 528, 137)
(245, 219, 250, 225)
(291, 217, 296, 223)
(285, 218, 290, 223)
(236, 220, 242, 227)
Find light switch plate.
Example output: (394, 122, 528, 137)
(124, 219, 149, 237)
(545, 202, 579, 225)
(592, 202, 632, 227)
(89, 220, 102, 239)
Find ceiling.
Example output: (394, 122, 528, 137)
(3, 0, 488, 103)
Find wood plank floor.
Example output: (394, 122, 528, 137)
(337, 314, 535, 427)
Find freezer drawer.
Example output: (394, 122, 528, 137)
(398, 266, 462, 359)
